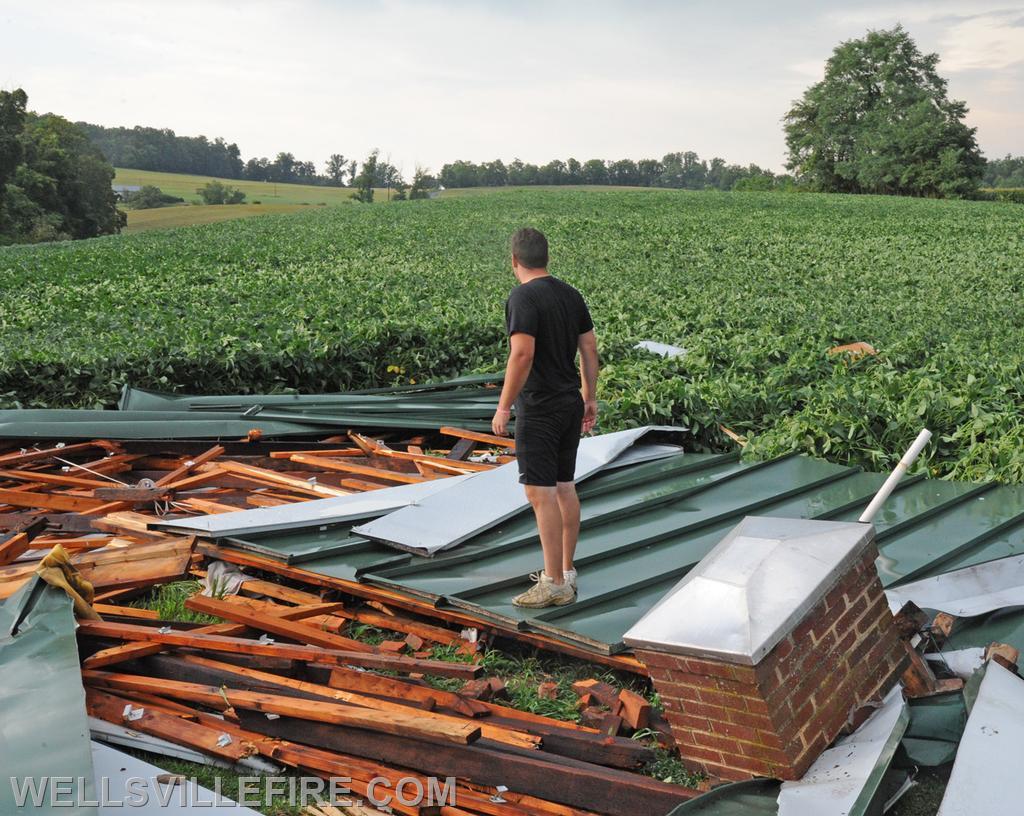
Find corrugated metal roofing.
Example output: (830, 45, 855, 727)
(0, 375, 505, 439)
(206, 449, 1024, 655)
(0, 577, 97, 815)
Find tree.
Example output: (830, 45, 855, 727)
(408, 167, 435, 199)
(325, 153, 348, 186)
(197, 180, 245, 204)
(1, 99, 124, 244)
(122, 185, 183, 209)
(580, 159, 608, 185)
(351, 150, 377, 203)
(784, 26, 983, 197)
(983, 155, 1024, 188)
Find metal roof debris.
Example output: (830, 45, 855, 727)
(353, 426, 686, 555)
(777, 688, 908, 816)
(936, 662, 1024, 816)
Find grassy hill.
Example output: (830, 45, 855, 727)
(114, 168, 384, 206)
(114, 168, 398, 233)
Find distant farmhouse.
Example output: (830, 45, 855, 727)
(111, 184, 141, 201)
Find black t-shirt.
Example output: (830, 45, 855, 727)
(505, 276, 594, 408)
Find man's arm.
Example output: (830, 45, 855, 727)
(578, 329, 599, 432)
(492, 332, 535, 436)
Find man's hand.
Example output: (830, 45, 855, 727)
(492, 407, 512, 437)
(582, 400, 598, 433)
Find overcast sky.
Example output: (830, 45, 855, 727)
(2, 0, 1021, 174)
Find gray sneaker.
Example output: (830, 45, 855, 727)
(512, 572, 575, 608)
(564, 568, 578, 596)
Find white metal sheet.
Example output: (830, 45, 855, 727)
(635, 340, 687, 359)
(152, 475, 469, 538)
(925, 648, 986, 681)
(91, 742, 262, 814)
(89, 718, 278, 774)
(778, 687, 908, 816)
(353, 427, 683, 555)
(937, 662, 1024, 816)
(885, 554, 1024, 617)
(623, 515, 874, 664)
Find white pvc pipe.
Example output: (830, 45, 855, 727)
(859, 429, 933, 524)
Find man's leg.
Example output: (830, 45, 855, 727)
(524, 484, 565, 584)
(555, 481, 580, 573)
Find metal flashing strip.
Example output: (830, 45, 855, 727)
(353, 426, 686, 555)
(0, 577, 98, 815)
(621, 516, 875, 665)
(777, 688, 908, 816)
(90, 742, 262, 813)
(937, 662, 1024, 816)
(885, 554, 1024, 617)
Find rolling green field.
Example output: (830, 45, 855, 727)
(114, 167, 391, 205)
(3, 188, 1023, 481)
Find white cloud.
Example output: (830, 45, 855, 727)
(0, 0, 1020, 172)
(940, 12, 1024, 71)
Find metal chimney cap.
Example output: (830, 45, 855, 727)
(623, 516, 875, 665)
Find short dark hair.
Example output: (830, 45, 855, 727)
(510, 228, 548, 269)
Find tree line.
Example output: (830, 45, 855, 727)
(1, 90, 122, 245)
(438, 154, 786, 191)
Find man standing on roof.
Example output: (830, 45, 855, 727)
(492, 228, 599, 609)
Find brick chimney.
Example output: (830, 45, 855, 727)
(624, 516, 907, 781)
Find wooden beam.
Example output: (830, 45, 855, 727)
(439, 427, 515, 450)
(82, 671, 481, 745)
(185, 594, 374, 652)
(86, 688, 255, 762)
(0, 488, 105, 513)
(289, 454, 429, 484)
(0, 516, 46, 566)
(241, 711, 694, 816)
(154, 445, 225, 487)
(168, 654, 538, 749)
(76, 620, 482, 678)
(215, 460, 350, 498)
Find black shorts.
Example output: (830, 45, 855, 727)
(514, 393, 584, 487)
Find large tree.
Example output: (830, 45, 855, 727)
(1, 90, 123, 244)
(784, 26, 983, 197)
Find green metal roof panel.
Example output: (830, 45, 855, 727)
(0, 577, 97, 815)
(203, 451, 1024, 655)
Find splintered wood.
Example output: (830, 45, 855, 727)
(2, 429, 698, 815)
(0, 429, 503, 598)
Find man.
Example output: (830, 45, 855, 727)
(492, 227, 599, 608)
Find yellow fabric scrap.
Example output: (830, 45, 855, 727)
(34, 545, 102, 621)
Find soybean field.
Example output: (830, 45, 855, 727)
(2, 188, 1023, 481)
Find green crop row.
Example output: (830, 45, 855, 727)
(2, 188, 1023, 481)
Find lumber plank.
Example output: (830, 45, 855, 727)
(0, 487, 105, 513)
(290, 453, 428, 484)
(0, 468, 113, 489)
(439, 427, 516, 450)
(328, 666, 486, 718)
(76, 620, 482, 678)
(82, 671, 481, 745)
(85, 688, 253, 761)
(167, 654, 538, 749)
(0, 516, 47, 566)
(0, 442, 106, 467)
(185, 594, 373, 652)
(215, 460, 350, 498)
(241, 711, 694, 816)
(155, 444, 225, 487)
